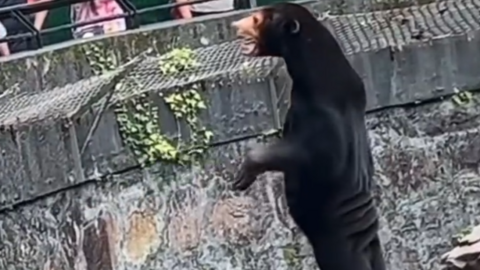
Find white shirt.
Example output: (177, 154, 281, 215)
(190, 0, 234, 13)
(0, 22, 7, 39)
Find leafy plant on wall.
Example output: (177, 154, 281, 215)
(84, 43, 213, 167)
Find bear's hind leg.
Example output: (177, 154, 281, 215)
(310, 237, 372, 270)
(366, 237, 386, 270)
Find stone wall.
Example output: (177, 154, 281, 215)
(2, 92, 480, 270)
(0, 1, 480, 270)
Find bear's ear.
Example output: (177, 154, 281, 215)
(283, 19, 300, 35)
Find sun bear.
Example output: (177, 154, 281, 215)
(230, 3, 386, 270)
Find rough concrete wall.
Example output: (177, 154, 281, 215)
(0, 1, 480, 270)
(369, 96, 480, 270)
(2, 92, 480, 270)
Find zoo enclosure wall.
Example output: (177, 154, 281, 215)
(0, 1, 479, 269)
(0, 0, 479, 214)
(0, 0, 463, 52)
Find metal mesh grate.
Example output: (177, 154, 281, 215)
(112, 39, 278, 102)
(0, 40, 278, 126)
(1, 0, 479, 126)
(331, 0, 480, 54)
(0, 74, 117, 126)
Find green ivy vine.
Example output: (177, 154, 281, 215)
(451, 87, 474, 107)
(83, 43, 213, 166)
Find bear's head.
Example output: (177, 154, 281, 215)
(231, 3, 319, 57)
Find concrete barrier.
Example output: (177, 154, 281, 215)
(0, 0, 479, 269)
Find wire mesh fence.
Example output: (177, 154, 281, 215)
(111, 39, 279, 102)
(0, 39, 279, 127)
(0, 64, 131, 126)
(330, 0, 480, 54)
(0, 76, 111, 126)
(0, 0, 479, 127)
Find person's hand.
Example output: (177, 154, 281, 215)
(0, 43, 10, 56)
(0, 22, 9, 57)
(31, 0, 52, 30)
(177, 4, 192, 19)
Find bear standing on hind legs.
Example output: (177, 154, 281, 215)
(230, 3, 386, 270)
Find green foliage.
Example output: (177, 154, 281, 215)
(452, 226, 473, 245)
(84, 43, 213, 166)
(451, 88, 475, 107)
(163, 87, 214, 162)
(83, 43, 118, 74)
(114, 93, 179, 165)
(159, 48, 199, 75)
(282, 244, 303, 268)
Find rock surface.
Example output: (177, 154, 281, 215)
(1, 92, 480, 270)
(0, 0, 479, 269)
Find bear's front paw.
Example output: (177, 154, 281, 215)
(232, 159, 258, 191)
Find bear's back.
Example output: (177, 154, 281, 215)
(281, 80, 372, 231)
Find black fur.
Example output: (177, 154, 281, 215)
(232, 3, 386, 270)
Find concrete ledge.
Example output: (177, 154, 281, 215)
(1, 0, 478, 108)
(2, 90, 480, 270)
(0, 0, 479, 210)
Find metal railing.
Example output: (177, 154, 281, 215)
(0, 0, 248, 48)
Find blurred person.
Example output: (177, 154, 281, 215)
(32, 0, 50, 31)
(0, 0, 52, 54)
(71, 0, 126, 39)
(0, 21, 9, 56)
(174, 0, 234, 19)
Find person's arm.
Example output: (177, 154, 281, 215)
(0, 22, 10, 56)
(0, 42, 10, 56)
(32, 0, 53, 30)
(175, 0, 192, 19)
